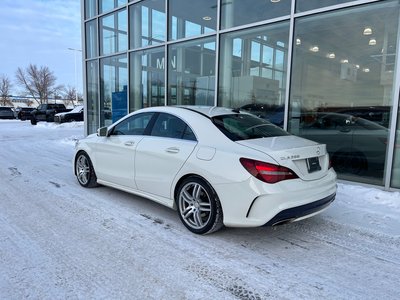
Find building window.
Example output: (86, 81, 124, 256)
(100, 54, 128, 127)
(168, 37, 216, 106)
(218, 22, 290, 127)
(100, 9, 128, 56)
(86, 60, 99, 134)
(168, 0, 217, 41)
(392, 109, 400, 188)
(84, 0, 96, 19)
(289, 1, 400, 186)
(129, 47, 165, 112)
(129, 0, 165, 49)
(296, 0, 354, 13)
(100, 0, 127, 14)
(85, 20, 98, 59)
(220, 0, 290, 30)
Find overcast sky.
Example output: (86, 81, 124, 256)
(0, 0, 83, 95)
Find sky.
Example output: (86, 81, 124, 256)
(0, 0, 83, 95)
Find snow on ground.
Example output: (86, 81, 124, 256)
(0, 119, 399, 299)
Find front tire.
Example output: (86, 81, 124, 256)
(75, 152, 98, 188)
(30, 117, 37, 125)
(176, 177, 223, 234)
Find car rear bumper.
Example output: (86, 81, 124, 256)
(214, 168, 337, 227)
(263, 192, 335, 226)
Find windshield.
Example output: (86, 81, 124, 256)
(70, 106, 83, 113)
(212, 114, 289, 141)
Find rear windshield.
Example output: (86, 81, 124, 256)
(212, 114, 289, 141)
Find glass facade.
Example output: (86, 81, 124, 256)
(85, 20, 98, 59)
(86, 60, 99, 134)
(99, 0, 126, 14)
(219, 22, 289, 127)
(221, 0, 290, 29)
(100, 9, 127, 56)
(168, 0, 217, 40)
(129, 47, 165, 112)
(129, 0, 165, 49)
(100, 54, 128, 126)
(168, 37, 216, 106)
(289, 1, 399, 186)
(296, 0, 355, 13)
(82, 0, 400, 190)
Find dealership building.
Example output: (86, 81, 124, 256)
(81, 0, 400, 190)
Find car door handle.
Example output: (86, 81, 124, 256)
(124, 141, 135, 146)
(166, 147, 180, 154)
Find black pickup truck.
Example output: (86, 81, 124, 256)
(30, 104, 71, 125)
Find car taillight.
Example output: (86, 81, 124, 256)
(240, 158, 298, 184)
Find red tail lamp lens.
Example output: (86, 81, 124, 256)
(240, 158, 298, 184)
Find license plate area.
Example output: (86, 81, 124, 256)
(306, 157, 321, 173)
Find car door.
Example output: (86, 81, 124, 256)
(94, 112, 156, 189)
(134, 113, 197, 199)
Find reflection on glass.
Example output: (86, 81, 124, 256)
(100, 55, 128, 127)
(86, 60, 99, 134)
(168, 37, 216, 106)
(130, 47, 165, 112)
(221, 0, 290, 29)
(129, 0, 165, 49)
(100, 9, 128, 56)
(289, 1, 400, 185)
(168, 0, 216, 40)
(100, 0, 127, 14)
(84, 0, 96, 19)
(296, 0, 354, 13)
(85, 20, 98, 59)
(392, 110, 400, 188)
(218, 22, 290, 127)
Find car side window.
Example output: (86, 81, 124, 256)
(151, 113, 197, 141)
(111, 112, 154, 136)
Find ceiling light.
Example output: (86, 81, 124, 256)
(341, 59, 349, 64)
(296, 38, 301, 45)
(363, 27, 372, 35)
(202, 16, 212, 21)
(309, 46, 319, 52)
(271, 0, 281, 2)
(369, 38, 376, 46)
(363, 68, 370, 73)
(327, 53, 335, 59)
(355, 65, 360, 69)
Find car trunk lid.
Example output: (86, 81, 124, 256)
(236, 135, 330, 181)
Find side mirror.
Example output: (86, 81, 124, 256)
(97, 126, 109, 137)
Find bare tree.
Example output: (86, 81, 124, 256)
(0, 75, 13, 106)
(63, 85, 77, 106)
(63, 86, 83, 106)
(15, 64, 60, 105)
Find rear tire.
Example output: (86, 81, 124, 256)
(176, 176, 223, 234)
(75, 152, 98, 188)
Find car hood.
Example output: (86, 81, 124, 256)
(236, 135, 330, 181)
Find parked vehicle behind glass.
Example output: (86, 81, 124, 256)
(73, 106, 337, 234)
(299, 112, 390, 177)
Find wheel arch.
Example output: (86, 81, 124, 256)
(173, 173, 216, 210)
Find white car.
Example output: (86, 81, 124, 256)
(73, 106, 337, 234)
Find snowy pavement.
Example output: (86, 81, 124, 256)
(0, 119, 399, 299)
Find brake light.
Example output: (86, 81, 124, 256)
(240, 158, 298, 184)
